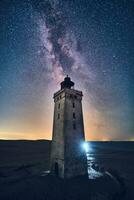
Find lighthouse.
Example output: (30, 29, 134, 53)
(50, 76, 87, 178)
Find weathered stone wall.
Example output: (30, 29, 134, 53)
(64, 89, 87, 178)
(50, 88, 87, 178)
(50, 90, 65, 178)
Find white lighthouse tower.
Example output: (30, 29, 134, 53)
(50, 76, 87, 178)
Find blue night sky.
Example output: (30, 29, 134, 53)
(0, 0, 134, 140)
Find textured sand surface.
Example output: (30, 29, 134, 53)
(0, 140, 133, 200)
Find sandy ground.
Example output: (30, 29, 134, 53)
(0, 140, 133, 200)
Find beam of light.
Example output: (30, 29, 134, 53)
(82, 142, 91, 153)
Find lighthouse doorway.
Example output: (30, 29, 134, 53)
(54, 162, 59, 176)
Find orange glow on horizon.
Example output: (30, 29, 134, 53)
(0, 93, 133, 141)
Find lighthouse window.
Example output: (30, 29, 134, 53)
(58, 113, 60, 119)
(58, 103, 60, 109)
(70, 94, 73, 98)
(73, 102, 75, 108)
(73, 112, 76, 119)
(73, 123, 76, 130)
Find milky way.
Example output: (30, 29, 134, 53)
(32, 0, 92, 85)
(0, 0, 134, 140)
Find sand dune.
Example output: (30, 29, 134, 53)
(0, 140, 133, 200)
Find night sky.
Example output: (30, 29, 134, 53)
(0, 0, 134, 140)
